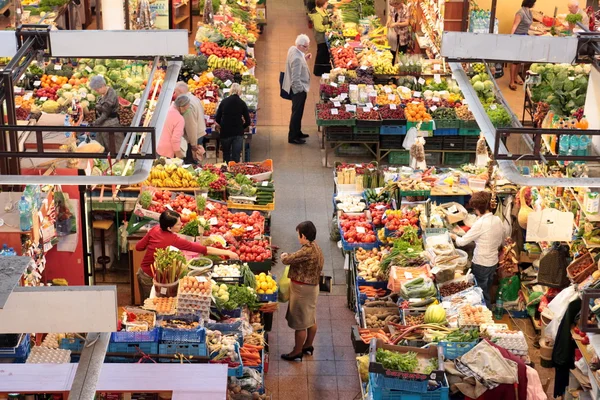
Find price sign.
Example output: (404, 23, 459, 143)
(344, 43, 349, 48)
(85, 66, 92, 73)
(404, 271, 414, 279)
(340, 93, 348, 99)
(203, 99, 210, 104)
(569, 76, 575, 81)
(331, 108, 338, 115)
(490, 104, 497, 110)
(232, 223, 242, 229)
(39, 96, 47, 101)
(54, 64, 62, 70)
(356, 226, 366, 234)
(366, 102, 373, 108)
(363, 107, 371, 112)
(430, 105, 438, 112)
(223, 89, 230, 94)
(434, 74, 442, 84)
(448, 205, 458, 214)
(349, 84, 358, 90)
(462, 98, 468, 105)
(33, 81, 41, 87)
(347, 60, 353, 67)
(206, 203, 215, 210)
(433, 64, 441, 71)
(432, 97, 440, 102)
(338, 75, 345, 83)
(206, 72, 214, 79)
(322, 73, 330, 80)
(193, 75, 200, 82)
(224, 80, 232, 87)
(51, 76, 57, 82)
(330, 82, 338, 88)
(413, 91, 421, 98)
(361, 65, 368, 70)
(418, 77, 426, 85)
(409, 298, 421, 302)
(390, 104, 397, 110)
(384, 87, 392, 93)
(412, 101, 420, 105)
(209, 217, 218, 225)
(133, 98, 141, 106)
(234, 46, 240, 51)
(333, 101, 341, 107)
(250, 84, 257, 91)
(23, 93, 32, 101)
(246, 226, 254, 231)
(337, 48, 343, 54)
(388, 94, 396, 101)
(165, 204, 174, 211)
(262, 181, 269, 187)
(431, 267, 441, 275)
(206, 91, 214, 97)
(375, 205, 387, 210)
(345, 104, 356, 112)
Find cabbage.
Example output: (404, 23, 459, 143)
(473, 81, 485, 92)
(471, 75, 481, 83)
(93, 65, 108, 75)
(87, 94, 96, 102)
(483, 80, 494, 90)
(574, 65, 584, 74)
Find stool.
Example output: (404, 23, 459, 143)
(93, 220, 114, 282)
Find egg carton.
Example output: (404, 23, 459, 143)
(177, 300, 211, 311)
(177, 307, 210, 322)
(27, 346, 71, 364)
(40, 333, 64, 349)
(178, 295, 212, 305)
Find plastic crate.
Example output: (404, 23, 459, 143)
(443, 152, 473, 166)
(388, 151, 409, 165)
(434, 119, 460, 129)
(340, 226, 378, 251)
(257, 275, 278, 302)
(459, 128, 481, 136)
(425, 152, 442, 166)
(158, 342, 208, 362)
(508, 309, 529, 318)
(157, 315, 206, 343)
(209, 342, 244, 377)
(434, 128, 459, 136)
(354, 125, 381, 134)
(354, 134, 381, 142)
(460, 120, 479, 129)
(380, 137, 406, 149)
(357, 275, 389, 289)
(111, 328, 159, 343)
(442, 137, 465, 150)
(438, 341, 478, 360)
(106, 342, 159, 363)
(381, 125, 407, 135)
(60, 337, 85, 352)
(221, 308, 242, 318)
(424, 137, 443, 150)
(407, 121, 434, 131)
(356, 118, 383, 128)
(205, 321, 244, 346)
(464, 137, 479, 150)
(0, 334, 30, 357)
(370, 374, 450, 400)
(325, 126, 354, 141)
(316, 114, 356, 127)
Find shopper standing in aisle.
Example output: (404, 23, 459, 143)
(509, 0, 536, 91)
(214, 83, 251, 163)
(157, 96, 189, 159)
(174, 82, 207, 164)
(386, 0, 410, 64)
(449, 191, 504, 308)
(280, 221, 324, 362)
(89, 75, 123, 154)
(283, 34, 312, 145)
(309, 0, 332, 77)
(136, 210, 239, 302)
(567, 0, 590, 30)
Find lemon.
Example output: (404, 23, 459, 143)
(260, 282, 269, 290)
(266, 289, 273, 294)
(259, 272, 266, 279)
(257, 289, 265, 294)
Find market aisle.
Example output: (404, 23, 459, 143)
(249, 1, 362, 399)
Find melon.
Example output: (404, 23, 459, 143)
(118, 97, 132, 107)
(424, 304, 446, 324)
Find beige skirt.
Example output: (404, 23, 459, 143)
(286, 281, 319, 330)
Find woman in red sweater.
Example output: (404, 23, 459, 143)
(136, 210, 239, 301)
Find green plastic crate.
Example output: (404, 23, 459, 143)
(459, 128, 481, 136)
(444, 152, 473, 165)
(460, 120, 479, 129)
(434, 119, 460, 129)
(388, 151, 409, 165)
(407, 121, 434, 131)
(353, 125, 380, 135)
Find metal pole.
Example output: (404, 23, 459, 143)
(489, 0, 497, 33)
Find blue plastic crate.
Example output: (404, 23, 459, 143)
(0, 334, 30, 358)
(508, 309, 529, 318)
(370, 373, 450, 400)
(210, 342, 244, 376)
(158, 315, 206, 344)
(105, 342, 159, 363)
(380, 125, 407, 135)
(370, 372, 429, 393)
(438, 341, 478, 360)
(434, 128, 459, 136)
(60, 337, 85, 352)
(247, 348, 264, 372)
(257, 274, 278, 302)
(205, 321, 244, 346)
(357, 275, 388, 290)
(340, 228, 378, 251)
(158, 342, 208, 362)
(111, 328, 159, 343)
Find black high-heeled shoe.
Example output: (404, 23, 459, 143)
(302, 346, 314, 355)
(281, 352, 303, 362)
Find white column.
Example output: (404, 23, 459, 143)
(101, 0, 126, 30)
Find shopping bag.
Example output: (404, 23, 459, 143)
(278, 266, 291, 303)
(402, 126, 418, 150)
(279, 72, 292, 100)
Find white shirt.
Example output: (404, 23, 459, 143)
(455, 213, 504, 267)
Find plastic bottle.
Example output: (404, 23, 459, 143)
(569, 135, 580, 155)
(495, 291, 504, 319)
(559, 135, 571, 155)
(64, 114, 71, 138)
(7, 247, 16, 256)
(18, 196, 32, 232)
(0, 244, 7, 256)
(580, 115, 589, 130)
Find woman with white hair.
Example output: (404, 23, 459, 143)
(157, 95, 189, 159)
(89, 75, 122, 153)
(214, 83, 251, 163)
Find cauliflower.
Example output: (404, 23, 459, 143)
(86, 94, 96, 102)
(41, 100, 60, 113)
(423, 90, 433, 100)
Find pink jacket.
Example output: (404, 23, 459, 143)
(157, 106, 184, 158)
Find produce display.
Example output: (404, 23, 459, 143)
(339, 213, 377, 244)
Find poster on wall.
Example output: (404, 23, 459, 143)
(149, 0, 169, 29)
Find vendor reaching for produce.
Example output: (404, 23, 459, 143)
(89, 75, 123, 154)
(449, 191, 504, 308)
(157, 96, 190, 159)
(135, 210, 239, 301)
(386, 0, 410, 64)
(308, 0, 332, 77)
(174, 81, 207, 164)
(280, 221, 324, 362)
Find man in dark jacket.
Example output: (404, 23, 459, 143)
(214, 83, 251, 163)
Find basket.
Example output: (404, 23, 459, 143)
(438, 341, 478, 360)
(567, 252, 595, 283)
(381, 125, 407, 135)
(157, 314, 206, 343)
(370, 373, 450, 400)
(158, 342, 208, 362)
(0, 334, 30, 357)
(111, 328, 159, 343)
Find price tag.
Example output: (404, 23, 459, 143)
(39, 96, 47, 101)
(203, 99, 210, 104)
(234, 46, 240, 51)
(404, 271, 414, 279)
(331, 108, 338, 115)
(489, 104, 497, 110)
(433, 64, 441, 71)
(390, 104, 397, 110)
(384, 87, 392, 93)
(54, 64, 62, 70)
(224, 80, 232, 87)
(432, 97, 440, 102)
(340, 93, 348, 99)
(434, 74, 442, 84)
(430, 105, 438, 112)
(206, 72, 214, 79)
(349, 84, 358, 90)
(250, 84, 257, 91)
(223, 89, 230, 93)
(355, 164, 362, 167)
(166, 204, 174, 211)
(356, 226, 366, 234)
(322, 73, 330, 80)
(418, 77, 426, 85)
(206, 203, 215, 210)
(361, 65, 368, 70)
(23, 93, 32, 101)
(209, 217, 218, 225)
(246, 226, 254, 231)
(347, 60, 353, 67)
(345, 104, 356, 112)
(569, 76, 575, 81)
(366, 102, 373, 108)
(431, 266, 441, 274)
(232, 223, 242, 229)
(85, 66, 92, 73)
(388, 94, 396, 101)
(375, 204, 387, 210)
(262, 181, 269, 187)
(409, 298, 422, 303)
(363, 107, 371, 113)
(413, 91, 421, 98)
(338, 75, 345, 83)
(462, 99, 468, 105)
(448, 205, 458, 214)
(33, 81, 41, 87)
(133, 98, 141, 106)
(160, 287, 168, 295)
(245, 94, 253, 100)
(412, 101, 420, 105)
(193, 75, 200, 82)
(330, 82, 338, 88)
(51, 76, 57, 82)
(344, 43, 349, 48)
(206, 91, 214, 97)
(337, 48, 343, 54)
(333, 101, 341, 107)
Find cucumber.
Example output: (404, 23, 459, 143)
(256, 187, 275, 192)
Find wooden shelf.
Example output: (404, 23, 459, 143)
(173, 14, 189, 25)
